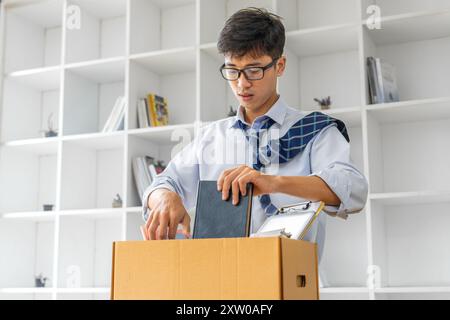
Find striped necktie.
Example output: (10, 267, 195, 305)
(237, 111, 349, 216)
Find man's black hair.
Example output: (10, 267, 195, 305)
(217, 7, 285, 60)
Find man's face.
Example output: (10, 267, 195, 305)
(224, 53, 286, 112)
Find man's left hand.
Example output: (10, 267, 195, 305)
(217, 165, 277, 205)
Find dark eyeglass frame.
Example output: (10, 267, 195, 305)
(219, 57, 280, 81)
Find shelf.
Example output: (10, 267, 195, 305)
(5, 66, 61, 91)
(65, 57, 125, 83)
(0, 288, 54, 294)
(62, 131, 125, 150)
(128, 123, 196, 144)
(365, 97, 450, 124)
(286, 23, 359, 57)
(0, 211, 56, 222)
(319, 287, 369, 294)
(1, 137, 59, 155)
(59, 208, 124, 220)
(130, 47, 196, 75)
(374, 286, 450, 294)
(55, 287, 110, 294)
(313, 106, 362, 127)
(370, 191, 450, 206)
(200, 42, 221, 63)
(364, 10, 450, 46)
(70, 0, 127, 20)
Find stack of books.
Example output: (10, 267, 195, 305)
(102, 96, 126, 132)
(137, 93, 169, 129)
(367, 57, 400, 104)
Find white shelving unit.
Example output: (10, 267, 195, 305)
(1, 0, 450, 300)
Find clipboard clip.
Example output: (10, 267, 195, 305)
(277, 201, 312, 214)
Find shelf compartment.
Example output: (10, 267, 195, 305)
(280, 46, 362, 111)
(0, 218, 55, 289)
(362, 13, 450, 104)
(1, 72, 61, 142)
(65, 0, 127, 63)
(286, 24, 359, 57)
(126, 135, 176, 208)
(57, 215, 121, 288)
(130, 0, 196, 54)
(60, 139, 124, 210)
(321, 210, 369, 288)
(199, 0, 274, 44)
(278, 0, 359, 32)
(370, 201, 450, 288)
(199, 49, 235, 122)
(366, 111, 450, 193)
(62, 62, 125, 136)
(128, 59, 196, 130)
(0, 147, 57, 214)
(363, 10, 450, 46)
(3, 0, 63, 73)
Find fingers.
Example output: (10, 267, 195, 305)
(168, 220, 178, 240)
(180, 213, 191, 239)
(157, 212, 170, 240)
(148, 212, 160, 240)
(232, 170, 255, 205)
(219, 165, 248, 201)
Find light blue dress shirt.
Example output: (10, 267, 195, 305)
(141, 97, 368, 265)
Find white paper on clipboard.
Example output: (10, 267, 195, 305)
(250, 201, 325, 240)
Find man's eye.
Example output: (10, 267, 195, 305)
(247, 68, 261, 74)
(225, 69, 238, 74)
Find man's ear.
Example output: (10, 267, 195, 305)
(276, 56, 286, 77)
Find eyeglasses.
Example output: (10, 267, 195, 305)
(220, 57, 279, 81)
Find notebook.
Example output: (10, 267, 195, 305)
(193, 180, 253, 239)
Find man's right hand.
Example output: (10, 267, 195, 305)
(141, 188, 191, 240)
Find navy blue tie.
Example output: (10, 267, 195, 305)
(237, 111, 349, 216)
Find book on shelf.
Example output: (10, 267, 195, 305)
(137, 98, 150, 129)
(103, 96, 126, 132)
(132, 156, 155, 204)
(367, 57, 400, 104)
(131, 157, 167, 205)
(147, 93, 169, 127)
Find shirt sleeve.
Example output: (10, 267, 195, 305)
(141, 135, 201, 222)
(308, 124, 368, 219)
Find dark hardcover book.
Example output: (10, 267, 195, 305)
(193, 180, 253, 239)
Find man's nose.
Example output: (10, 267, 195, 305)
(237, 72, 252, 88)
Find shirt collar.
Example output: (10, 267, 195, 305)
(228, 96, 288, 129)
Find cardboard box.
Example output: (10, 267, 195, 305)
(111, 237, 319, 300)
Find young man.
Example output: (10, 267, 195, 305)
(141, 8, 368, 264)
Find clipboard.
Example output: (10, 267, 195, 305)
(250, 201, 325, 240)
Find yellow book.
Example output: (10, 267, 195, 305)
(146, 94, 158, 127)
